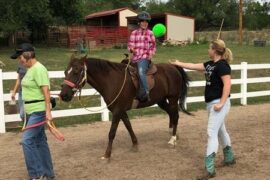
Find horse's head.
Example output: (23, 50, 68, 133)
(60, 54, 87, 102)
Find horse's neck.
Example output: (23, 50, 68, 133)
(86, 60, 123, 97)
(86, 68, 105, 94)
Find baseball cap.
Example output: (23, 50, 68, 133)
(10, 43, 35, 59)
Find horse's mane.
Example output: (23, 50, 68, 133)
(86, 57, 125, 73)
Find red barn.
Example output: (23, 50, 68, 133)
(68, 7, 137, 48)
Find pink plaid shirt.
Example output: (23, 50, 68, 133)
(128, 28, 156, 62)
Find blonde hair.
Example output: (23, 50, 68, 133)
(211, 39, 233, 63)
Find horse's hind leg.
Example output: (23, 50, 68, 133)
(121, 112, 138, 151)
(158, 99, 174, 133)
(158, 98, 179, 146)
(102, 114, 121, 160)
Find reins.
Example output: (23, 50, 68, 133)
(76, 58, 131, 112)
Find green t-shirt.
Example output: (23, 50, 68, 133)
(21, 62, 50, 114)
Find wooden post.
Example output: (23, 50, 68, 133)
(239, 0, 243, 45)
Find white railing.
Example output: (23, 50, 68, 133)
(1, 62, 270, 133)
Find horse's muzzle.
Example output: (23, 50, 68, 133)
(59, 93, 72, 102)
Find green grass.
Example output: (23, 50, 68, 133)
(1, 43, 270, 131)
(1, 43, 270, 70)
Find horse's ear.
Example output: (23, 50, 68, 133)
(124, 53, 129, 59)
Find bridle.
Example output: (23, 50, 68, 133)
(62, 56, 131, 112)
(63, 63, 87, 93)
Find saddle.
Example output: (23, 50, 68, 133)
(121, 58, 157, 92)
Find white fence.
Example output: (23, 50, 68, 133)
(1, 62, 270, 133)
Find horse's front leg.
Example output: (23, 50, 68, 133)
(121, 112, 138, 151)
(102, 114, 120, 160)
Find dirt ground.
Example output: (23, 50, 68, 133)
(0, 103, 269, 180)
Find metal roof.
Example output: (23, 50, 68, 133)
(126, 12, 194, 20)
(85, 7, 135, 19)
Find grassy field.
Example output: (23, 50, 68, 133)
(1, 43, 270, 129)
(1, 43, 270, 71)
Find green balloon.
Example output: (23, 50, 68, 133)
(152, 23, 166, 38)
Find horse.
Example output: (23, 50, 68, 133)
(59, 54, 191, 159)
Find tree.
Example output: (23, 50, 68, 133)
(0, 0, 52, 45)
(0, 0, 85, 45)
(166, 0, 239, 31)
(244, 1, 270, 30)
(49, 0, 85, 25)
(142, 0, 171, 13)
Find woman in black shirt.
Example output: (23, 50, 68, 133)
(170, 39, 235, 179)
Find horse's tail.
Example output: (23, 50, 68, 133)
(175, 66, 192, 115)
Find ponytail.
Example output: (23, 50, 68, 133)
(223, 48, 233, 63)
(211, 39, 233, 63)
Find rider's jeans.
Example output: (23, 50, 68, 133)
(137, 59, 150, 95)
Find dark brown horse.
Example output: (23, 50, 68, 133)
(60, 55, 190, 159)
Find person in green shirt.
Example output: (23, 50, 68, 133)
(11, 43, 55, 180)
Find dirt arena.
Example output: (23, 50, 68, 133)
(0, 103, 269, 180)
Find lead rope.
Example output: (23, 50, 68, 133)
(78, 58, 131, 112)
(21, 100, 65, 141)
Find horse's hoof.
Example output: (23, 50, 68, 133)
(101, 156, 111, 162)
(101, 154, 110, 160)
(168, 136, 177, 148)
(168, 142, 176, 148)
(101, 156, 106, 160)
(131, 145, 139, 152)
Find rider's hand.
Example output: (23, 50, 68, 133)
(130, 48, 135, 54)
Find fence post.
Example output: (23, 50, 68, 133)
(240, 62, 248, 105)
(0, 69, 6, 133)
(100, 97, 109, 121)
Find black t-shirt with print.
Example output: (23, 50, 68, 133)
(203, 59, 231, 103)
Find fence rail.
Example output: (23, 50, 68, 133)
(1, 62, 270, 133)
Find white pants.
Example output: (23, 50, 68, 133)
(206, 98, 231, 156)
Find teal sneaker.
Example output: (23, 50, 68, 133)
(197, 153, 216, 180)
(223, 146, 236, 165)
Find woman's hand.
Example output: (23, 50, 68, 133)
(169, 59, 180, 65)
(46, 110, 53, 121)
(213, 103, 224, 111)
(11, 90, 16, 101)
